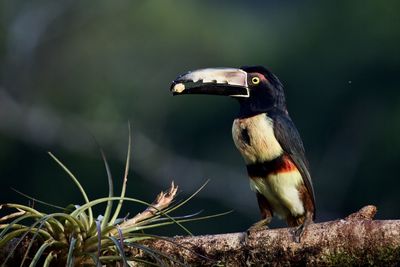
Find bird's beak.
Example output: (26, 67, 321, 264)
(170, 68, 249, 98)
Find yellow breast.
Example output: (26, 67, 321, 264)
(250, 171, 305, 218)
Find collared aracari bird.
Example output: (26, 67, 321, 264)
(170, 66, 315, 240)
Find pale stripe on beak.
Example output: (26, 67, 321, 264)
(171, 68, 249, 97)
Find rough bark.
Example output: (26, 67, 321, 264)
(2, 206, 400, 266)
(134, 206, 400, 266)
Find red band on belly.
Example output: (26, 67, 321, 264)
(276, 155, 297, 173)
(247, 154, 298, 177)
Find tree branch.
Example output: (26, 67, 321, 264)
(135, 205, 400, 266)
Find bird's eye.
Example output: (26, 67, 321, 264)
(251, 77, 260, 85)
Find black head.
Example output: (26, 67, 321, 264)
(170, 65, 287, 116)
(239, 65, 287, 116)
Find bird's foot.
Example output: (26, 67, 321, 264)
(291, 217, 313, 243)
(291, 224, 305, 243)
(246, 217, 271, 236)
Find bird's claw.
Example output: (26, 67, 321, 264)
(291, 225, 304, 243)
(246, 217, 271, 236)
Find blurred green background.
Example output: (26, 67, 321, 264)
(0, 0, 399, 235)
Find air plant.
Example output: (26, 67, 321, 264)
(0, 124, 230, 266)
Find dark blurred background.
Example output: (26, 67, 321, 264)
(0, 0, 399, 235)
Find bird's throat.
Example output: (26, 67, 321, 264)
(232, 113, 283, 164)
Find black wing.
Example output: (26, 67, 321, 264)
(270, 112, 316, 211)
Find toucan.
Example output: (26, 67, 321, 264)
(170, 66, 315, 241)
